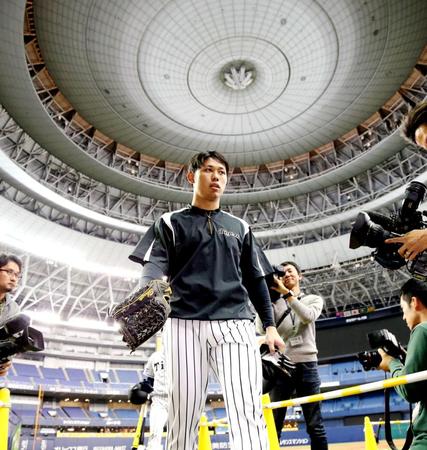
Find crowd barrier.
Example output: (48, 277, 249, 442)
(3, 371, 427, 449)
(198, 370, 427, 449)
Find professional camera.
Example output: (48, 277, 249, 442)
(349, 181, 427, 278)
(265, 265, 286, 301)
(0, 314, 45, 363)
(259, 344, 296, 394)
(357, 329, 406, 371)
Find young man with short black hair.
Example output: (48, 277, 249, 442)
(130, 151, 284, 450)
(378, 278, 427, 449)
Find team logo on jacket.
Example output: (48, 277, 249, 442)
(218, 228, 239, 239)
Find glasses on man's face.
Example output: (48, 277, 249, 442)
(0, 269, 22, 280)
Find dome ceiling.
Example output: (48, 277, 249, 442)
(0, 0, 426, 319)
(33, 0, 427, 166)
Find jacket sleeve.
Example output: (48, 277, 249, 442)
(246, 276, 275, 329)
(289, 294, 323, 324)
(241, 230, 275, 328)
(389, 324, 427, 403)
(129, 218, 173, 275)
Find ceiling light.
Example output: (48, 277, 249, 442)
(222, 61, 256, 90)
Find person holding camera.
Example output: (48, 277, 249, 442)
(259, 261, 328, 449)
(0, 253, 22, 377)
(384, 101, 427, 260)
(377, 278, 427, 449)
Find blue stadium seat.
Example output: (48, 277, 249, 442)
(63, 406, 89, 419)
(92, 370, 117, 383)
(114, 408, 139, 419)
(214, 408, 226, 419)
(12, 404, 38, 419)
(41, 367, 67, 381)
(13, 362, 41, 378)
(66, 368, 88, 382)
(205, 409, 215, 421)
(6, 375, 34, 384)
(41, 407, 67, 418)
(115, 369, 140, 384)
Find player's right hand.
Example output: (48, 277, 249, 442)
(264, 326, 285, 353)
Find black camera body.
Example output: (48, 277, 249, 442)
(259, 344, 296, 394)
(0, 314, 45, 363)
(357, 329, 406, 371)
(265, 265, 286, 302)
(349, 181, 427, 278)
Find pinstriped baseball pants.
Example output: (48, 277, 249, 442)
(147, 395, 168, 450)
(163, 318, 269, 450)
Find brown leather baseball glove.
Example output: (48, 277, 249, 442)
(110, 279, 172, 351)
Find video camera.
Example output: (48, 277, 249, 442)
(357, 329, 406, 371)
(349, 181, 427, 279)
(0, 314, 45, 363)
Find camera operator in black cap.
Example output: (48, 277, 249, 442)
(385, 101, 427, 262)
(377, 278, 427, 449)
(0, 253, 22, 376)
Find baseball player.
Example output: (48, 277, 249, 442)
(143, 348, 168, 450)
(129, 151, 285, 450)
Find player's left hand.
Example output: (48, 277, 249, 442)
(264, 326, 285, 353)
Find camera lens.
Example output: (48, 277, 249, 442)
(357, 350, 382, 371)
(349, 212, 392, 249)
(401, 181, 427, 220)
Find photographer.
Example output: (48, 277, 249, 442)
(385, 101, 427, 259)
(377, 278, 427, 449)
(259, 261, 328, 449)
(0, 253, 22, 377)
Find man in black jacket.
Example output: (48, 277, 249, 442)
(129, 151, 284, 450)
